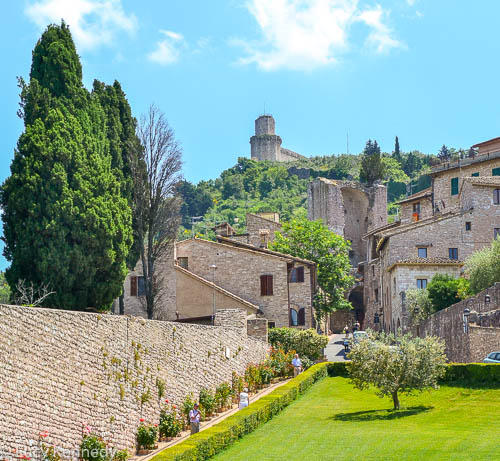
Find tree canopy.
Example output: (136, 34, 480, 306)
(0, 22, 133, 310)
(464, 237, 500, 294)
(348, 331, 447, 410)
(270, 218, 354, 319)
(359, 140, 386, 185)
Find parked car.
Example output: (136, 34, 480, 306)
(352, 331, 369, 344)
(483, 352, 500, 363)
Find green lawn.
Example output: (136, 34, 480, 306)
(212, 377, 499, 461)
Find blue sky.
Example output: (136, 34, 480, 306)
(1, 0, 500, 269)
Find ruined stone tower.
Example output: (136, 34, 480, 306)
(308, 178, 388, 267)
(250, 114, 304, 162)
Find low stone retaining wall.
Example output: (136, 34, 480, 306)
(0, 305, 268, 459)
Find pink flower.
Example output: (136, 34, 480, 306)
(140, 418, 145, 423)
(39, 431, 49, 438)
(172, 405, 176, 409)
(165, 399, 169, 403)
(154, 424, 158, 427)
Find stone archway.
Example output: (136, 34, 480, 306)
(348, 286, 365, 328)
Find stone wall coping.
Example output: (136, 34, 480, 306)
(430, 150, 500, 176)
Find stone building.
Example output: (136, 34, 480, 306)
(362, 136, 500, 333)
(250, 114, 305, 162)
(117, 212, 317, 329)
(307, 177, 387, 330)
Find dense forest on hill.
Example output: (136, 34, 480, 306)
(177, 144, 465, 237)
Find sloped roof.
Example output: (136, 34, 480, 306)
(216, 236, 316, 266)
(397, 187, 432, 205)
(471, 136, 500, 148)
(388, 257, 463, 271)
(174, 265, 261, 313)
(464, 176, 500, 187)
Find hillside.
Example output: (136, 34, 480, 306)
(178, 149, 440, 236)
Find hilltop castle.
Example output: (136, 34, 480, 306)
(250, 114, 305, 162)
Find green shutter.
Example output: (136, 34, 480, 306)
(492, 167, 500, 176)
(471, 172, 479, 177)
(451, 177, 459, 195)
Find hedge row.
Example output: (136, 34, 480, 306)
(440, 363, 500, 384)
(152, 363, 329, 461)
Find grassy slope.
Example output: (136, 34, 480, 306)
(213, 377, 499, 461)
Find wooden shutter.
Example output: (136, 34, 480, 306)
(260, 275, 273, 296)
(130, 276, 137, 296)
(492, 167, 500, 176)
(297, 267, 305, 283)
(298, 308, 306, 326)
(451, 177, 459, 196)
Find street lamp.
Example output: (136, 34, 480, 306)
(485, 294, 491, 304)
(210, 264, 217, 325)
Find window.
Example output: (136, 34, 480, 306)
(417, 279, 427, 289)
(413, 202, 421, 214)
(417, 247, 427, 258)
(297, 308, 306, 326)
(451, 177, 459, 196)
(130, 276, 145, 296)
(268, 321, 276, 329)
(495, 228, 500, 239)
(290, 308, 298, 326)
(290, 266, 305, 283)
(465, 221, 472, 231)
(471, 172, 479, 177)
(449, 248, 459, 260)
(371, 265, 375, 277)
(493, 167, 500, 176)
(178, 257, 188, 269)
(138, 276, 146, 296)
(374, 288, 379, 303)
(494, 189, 500, 205)
(260, 274, 273, 296)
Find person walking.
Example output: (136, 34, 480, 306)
(354, 321, 360, 332)
(343, 325, 350, 336)
(292, 353, 302, 377)
(239, 387, 250, 410)
(189, 403, 201, 434)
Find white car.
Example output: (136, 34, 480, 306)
(352, 331, 369, 344)
(483, 352, 500, 363)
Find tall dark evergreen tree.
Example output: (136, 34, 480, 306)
(359, 140, 385, 185)
(92, 80, 142, 313)
(0, 23, 133, 310)
(437, 144, 450, 161)
(393, 136, 402, 163)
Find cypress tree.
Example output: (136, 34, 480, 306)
(359, 140, 386, 185)
(1, 23, 132, 310)
(393, 136, 402, 163)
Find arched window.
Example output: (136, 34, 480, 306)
(297, 308, 305, 326)
(290, 308, 298, 326)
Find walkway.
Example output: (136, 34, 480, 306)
(324, 334, 348, 362)
(134, 377, 291, 461)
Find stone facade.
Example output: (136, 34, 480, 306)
(250, 115, 304, 162)
(416, 283, 500, 362)
(176, 237, 315, 328)
(245, 213, 282, 248)
(362, 140, 500, 333)
(0, 305, 268, 460)
(308, 178, 387, 267)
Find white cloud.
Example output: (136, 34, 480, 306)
(25, 0, 137, 50)
(406, 0, 417, 5)
(148, 30, 186, 66)
(357, 5, 405, 54)
(238, 0, 404, 71)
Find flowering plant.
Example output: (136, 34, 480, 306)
(136, 421, 158, 450)
(159, 404, 183, 438)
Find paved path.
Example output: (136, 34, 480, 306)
(325, 334, 348, 362)
(134, 377, 291, 461)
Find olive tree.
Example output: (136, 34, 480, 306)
(348, 332, 446, 410)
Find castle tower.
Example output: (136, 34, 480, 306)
(250, 115, 282, 161)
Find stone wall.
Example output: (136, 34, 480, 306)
(247, 318, 269, 342)
(245, 213, 282, 248)
(416, 283, 500, 362)
(0, 306, 268, 460)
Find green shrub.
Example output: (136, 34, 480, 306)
(159, 405, 183, 438)
(80, 434, 108, 461)
(427, 274, 463, 312)
(113, 450, 130, 461)
(199, 388, 216, 416)
(440, 363, 500, 384)
(151, 363, 328, 461)
(136, 423, 158, 449)
(326, 362, 348, 377)
(182, 394, 195, 425)
(268, 328, 328, 360)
